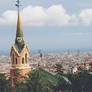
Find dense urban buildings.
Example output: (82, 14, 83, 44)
(0, 52, 92, 74)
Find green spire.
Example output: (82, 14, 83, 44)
(16, 12, 23, 38)
(15, 12, 25, 53)
(14, 0, 25, 53)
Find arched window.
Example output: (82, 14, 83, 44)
(25, 53, 27, 64)
(16, 58, 17, 64)
(22, 58, 24, 64)
(12, 54, 14, 64)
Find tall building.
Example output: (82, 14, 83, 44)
(10, 0, 31, 86)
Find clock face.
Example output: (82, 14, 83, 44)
(17, 37, 23, 43)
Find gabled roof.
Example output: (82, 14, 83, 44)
(10, 44, 30, 56)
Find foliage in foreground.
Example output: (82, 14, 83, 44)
(0, 64, 92, 92)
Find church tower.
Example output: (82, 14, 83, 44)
(10, 0, 31, 86)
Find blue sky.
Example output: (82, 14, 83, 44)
(0, 0, 92, 51)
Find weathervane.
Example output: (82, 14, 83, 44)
(15, 0, 21, 13)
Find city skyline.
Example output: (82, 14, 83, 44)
(0, 0, 92, 51)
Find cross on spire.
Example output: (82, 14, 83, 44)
(15, 0, 21, 13)
(15, 0, 24, 51)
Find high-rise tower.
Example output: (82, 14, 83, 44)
(10, 0, 31, 86)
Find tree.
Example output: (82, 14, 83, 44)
(0, 73, 10, 92)
(78, 66, 84, 71)
(24, 68, 58, 92)
(67, 69, 92, 92)
(55, 64, 71, 92)
(89, 62, 92, 67)
(55, 64, 63, 75)
(24, 69, 42, 92)
(78, 69, 92, 92)
(89, 62, 92, 71)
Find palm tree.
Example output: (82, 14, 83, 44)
(24, 68, 58, 92)
(24, 69, 42, 92)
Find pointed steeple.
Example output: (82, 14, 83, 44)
(16, 12, 23, 38)
(15, 0, 25, 53)
(10, 0, 31, 86)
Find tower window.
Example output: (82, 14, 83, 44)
(16, 58, 17, 64)
(25, 53, 27, 64)
(12, 54, 14, 64)
(22, 58, 24, 64)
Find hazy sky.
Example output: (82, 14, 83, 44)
(0, 0, 92, 51)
